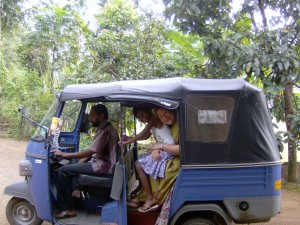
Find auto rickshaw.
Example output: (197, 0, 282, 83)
(4, 77, 281, 225)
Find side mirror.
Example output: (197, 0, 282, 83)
(17, 105, 47, 136)
(18, 105, 25, 114)
(80, 113, 89, 133)
(18, 106, 25, 125)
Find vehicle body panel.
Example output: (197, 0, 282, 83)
(170, 164, 281, 222)
(25, 140, 52, 222)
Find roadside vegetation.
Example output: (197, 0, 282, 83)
(282, 183, 300, 192)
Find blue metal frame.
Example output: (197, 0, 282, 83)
(169, 164, 281, 219)
(25, 140, 52, 222)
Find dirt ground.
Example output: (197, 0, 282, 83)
(0, 138, 300, 225)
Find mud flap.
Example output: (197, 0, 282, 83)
(107, 163, 127, 225)
(110, 164, 125, 201)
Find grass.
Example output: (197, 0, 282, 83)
(282, 182, 300, 193)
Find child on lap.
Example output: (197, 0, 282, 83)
(122, 108, 175, 212)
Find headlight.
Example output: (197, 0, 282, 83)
(19, 160, 33, 177)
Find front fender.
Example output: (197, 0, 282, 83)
(4, 179, 34, 205)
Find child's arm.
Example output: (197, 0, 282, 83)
(151, 142, 180, 155)
(122, 119, 154, 145)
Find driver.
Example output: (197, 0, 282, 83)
(51, 104, 119, 219)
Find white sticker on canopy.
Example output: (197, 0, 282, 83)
(198, 110, 227, 124)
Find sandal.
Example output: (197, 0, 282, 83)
(55, 210, 77, 219)
(138, 203, 159, 212)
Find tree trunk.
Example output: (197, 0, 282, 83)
(283, 83, 299, 182)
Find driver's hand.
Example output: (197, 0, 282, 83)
(50, 149, 64, 159)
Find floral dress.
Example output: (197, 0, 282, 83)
(138, 124, 175, 179)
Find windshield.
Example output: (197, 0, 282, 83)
(60, 100, 82, 132)
(31, 98, 59, 140)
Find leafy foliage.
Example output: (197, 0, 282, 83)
(163, 0, 231, 38)
(163, 0, 300, 181)
(1, 0, 204, 138)
(0, 0, 24, 32)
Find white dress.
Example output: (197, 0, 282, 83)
(138, 124, 175, 179)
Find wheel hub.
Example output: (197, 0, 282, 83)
(14, 202, 34, 224)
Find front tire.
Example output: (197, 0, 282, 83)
(6, 197, 43, 225)
(182, 217, 217, 225)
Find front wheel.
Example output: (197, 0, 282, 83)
(182, 217, 217, 225)
(6, 197, 43, 225)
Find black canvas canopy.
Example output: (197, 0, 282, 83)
(60, 77, 247, 102)
(60, 77, 281, 165)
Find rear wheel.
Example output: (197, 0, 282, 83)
(181, 217, 217, 225)
(6, 197, 43, 225)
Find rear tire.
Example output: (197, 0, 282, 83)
(6, 197, 43, 225)
(181, 217, 217, 225)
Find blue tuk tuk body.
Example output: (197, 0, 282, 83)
(4, 78, 281, 225)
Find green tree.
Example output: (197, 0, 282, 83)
(0, 25, 54, 137)
(0, 0, 24, 32)
(84, 0, 205, 82)
(0, 1, 88, 137)
(1, 0, 206, 137)
(0, 0, 24, 109)
(19, 3, 89, 92)
(163, 0, 300, 181)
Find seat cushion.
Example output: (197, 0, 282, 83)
(78, 174, 114, 188)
